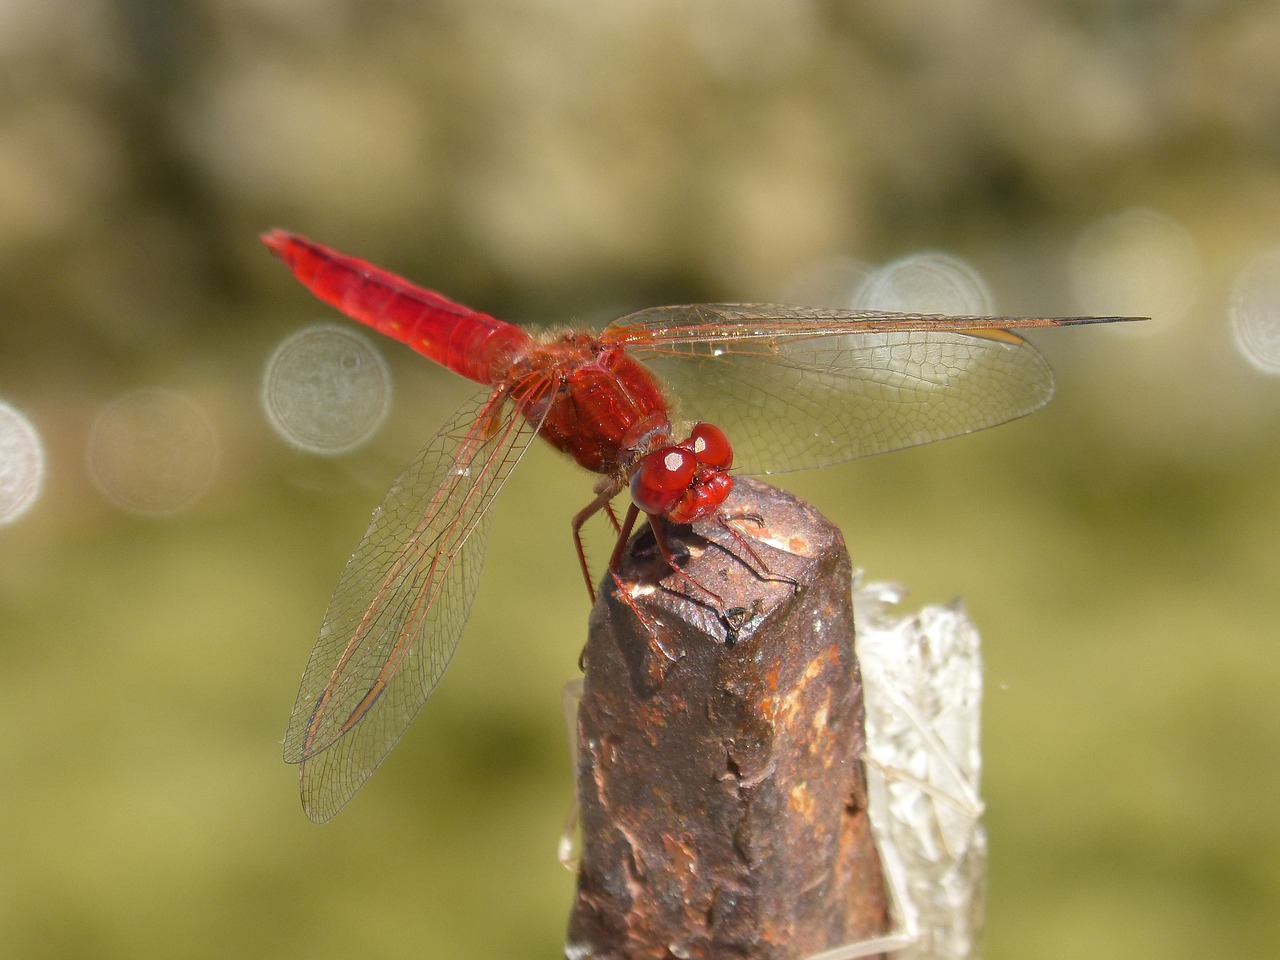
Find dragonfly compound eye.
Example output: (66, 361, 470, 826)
(630, 447, 697, 515)
(689, 422, 733, 470)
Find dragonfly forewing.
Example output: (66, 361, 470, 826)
(627, 317, 1062, 475)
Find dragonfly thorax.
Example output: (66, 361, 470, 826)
(530, 340, 673, 475)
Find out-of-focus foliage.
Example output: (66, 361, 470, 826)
(1, 2, 1277, 958)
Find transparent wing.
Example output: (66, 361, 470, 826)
(602, 304, 1130, 475)
(283, 380, 550, 822)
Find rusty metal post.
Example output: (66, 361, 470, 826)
(566, 477, 888, 959)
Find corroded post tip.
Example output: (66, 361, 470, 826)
(567, 477, 888, 959)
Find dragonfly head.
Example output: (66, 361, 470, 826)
(629, 422, 734, 523)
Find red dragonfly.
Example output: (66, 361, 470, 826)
(263, 230, 1136, 821)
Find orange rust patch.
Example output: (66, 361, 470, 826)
(788, 781, 815, 818)
(760, 694, 779, 723)
(660, 832, 697, 878)
(812, 702, 829, 731)
(638, 703, 668, 747)
(779, 687, 805, 726)
(802, 655, 825, 682)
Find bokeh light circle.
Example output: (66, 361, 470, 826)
(856, 252, 994, 315)
(87, 389, 220, 516)
(777, 256, 874, 308)
(1230, 247, 1280, 375)
(1069, 208, 1200, 323)
(262, 323, 392, 455)
(0, 400, 46, 525)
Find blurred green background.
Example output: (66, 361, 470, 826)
(2, 1, 1278, 958)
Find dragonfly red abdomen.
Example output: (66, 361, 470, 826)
(261, 230, 533, 385)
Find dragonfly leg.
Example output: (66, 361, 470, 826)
(608, 569, 685, 667)
(713, 512, 800, 594)
(605, 503, 642, 572)
(606, 509, 775, 649)
(571, 480, 625, 604)
(603, 500, 623, 534)
(645, 514, 727, 610)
